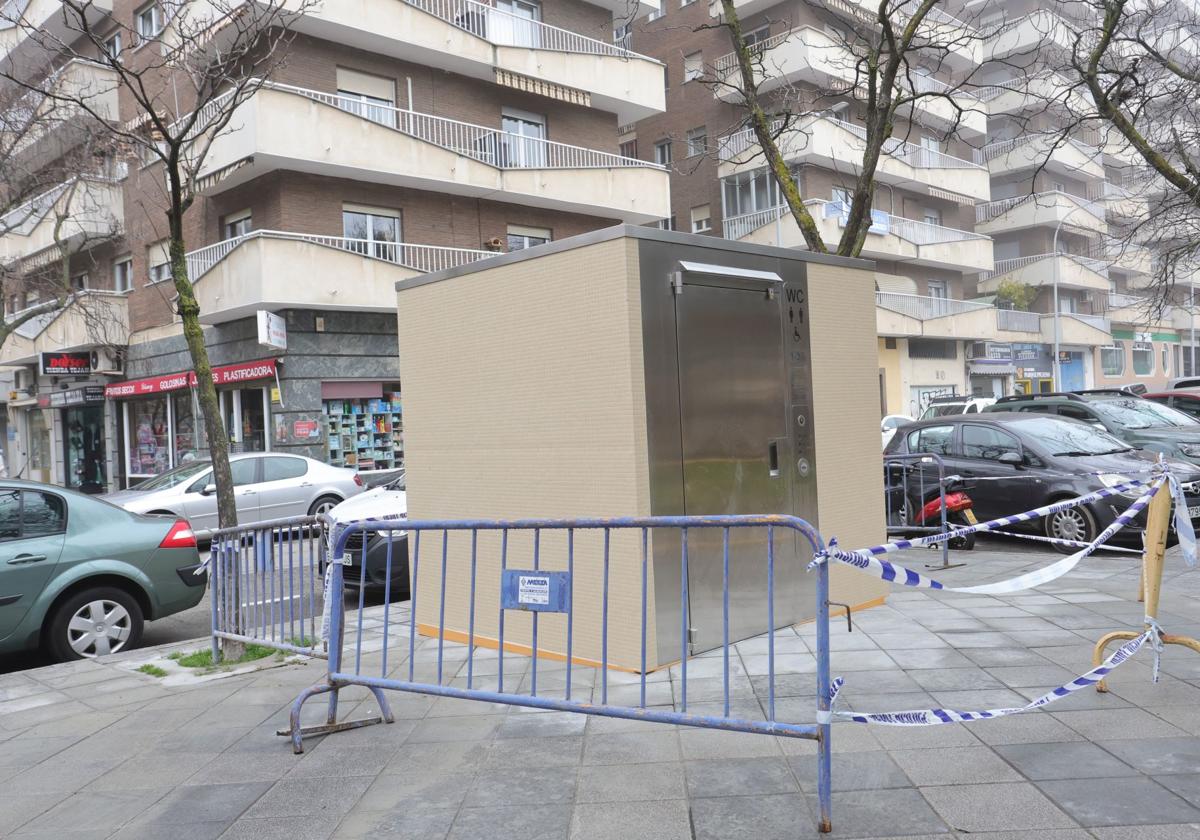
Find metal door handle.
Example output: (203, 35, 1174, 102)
(768, 441, 780, 477)
(238, 490, 257, 496)
(7, 554, 46, 565)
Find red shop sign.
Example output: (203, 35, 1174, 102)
(104, 358, 278, 399)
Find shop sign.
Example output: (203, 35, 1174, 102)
(257, 311, 287, 350)
(969, 341, 1012, 362)
(293, 419, 321, 439)
(37, 385, 105, 408)
(1013, 343, 1041, 362)
(104, 358, 279, 398)
(1016, 367, 1052, 380)
(40, 352, 91, 376)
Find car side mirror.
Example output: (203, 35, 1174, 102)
(998, 452, 1023, 467)
(201, 484, 217, 496)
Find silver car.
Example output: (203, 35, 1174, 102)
(103, 452, 365, 537)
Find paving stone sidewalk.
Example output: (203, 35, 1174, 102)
(4, 540, 1200, 839)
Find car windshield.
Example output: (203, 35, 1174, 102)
(1091, 398, 1200, 429)
(920, 404, 964, 419)
(1017, 416, 1134, 456)
(135, 460, 212, 490)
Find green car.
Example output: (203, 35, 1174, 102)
(0, 481, 205, 661)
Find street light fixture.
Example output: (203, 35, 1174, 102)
(1051, 203, 1097, 391)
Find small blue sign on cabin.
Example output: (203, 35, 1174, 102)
(501, 569, 571, 613)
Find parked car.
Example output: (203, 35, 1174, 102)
(884, 413, 1200, 550)
(918, 395, 996, 420)
(326, 471, 408, 596)
(982, 391, 1200, 466)
(1168, 376, 1200, 390)
(0, 481, 205, 661)
(1145, 389, 1200, 421)
(103, 453, 364, 539)
(881, 414, 912, 449)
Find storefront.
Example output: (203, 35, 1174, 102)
(967, 342, 1016, 398)
(37, 386, 107, 493)
(105, 358, 280, 483)
(321, 381, 403, 471)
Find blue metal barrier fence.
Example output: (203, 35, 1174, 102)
(287, 514, 836, 832)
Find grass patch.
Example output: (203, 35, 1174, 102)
(136, 664, 168, 678)
(173, 644, 276, 670)
(288, 636, 316, 649)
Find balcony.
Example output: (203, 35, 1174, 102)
(718, 115, 990, 201)
(0, 172, 125, 270)
(972, 73, 1093, 118)
(267, 0, 664, 123)
(1089, 181, 1151, 221)
(1052, 313, 1112, 345)
(711, 26, 986, 138)
(0, 291, 128, 367)
(0, 0, 113, 82)
(193, 83, 669, 223)
(1102, 291, 1172, 329)
(726, 200, 993, 272)
(984, 10, 1075, 61)
(1105, 240, 1155, 283)
(973, 135, 1104, 181)
(185, 230, 496, 324)
(975, 190, 1107, 236)
(874, 293, 1043, 341)
(3, 59, 120, 174)
(976, 253, 1110, 294)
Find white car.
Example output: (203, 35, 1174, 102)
(326, 472, 408, 593)
(103, 452, 365, 538)
(918, 396, 996, 420)
(881, 414, 912, 449)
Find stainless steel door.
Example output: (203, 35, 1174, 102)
(674, 279, 795, 650)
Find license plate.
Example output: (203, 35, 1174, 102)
(1189, 506, 1200, 518)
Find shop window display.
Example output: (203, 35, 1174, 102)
(324, 386, 403, 471)
(129, 397, 169, 476)
(172, 392, 207, 464)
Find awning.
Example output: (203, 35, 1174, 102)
(104, 358, 278, 399)
(968, 363, 1017, 376)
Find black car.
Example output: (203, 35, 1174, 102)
(325, 472, 409, 598)
(884, 412, 1200, 550)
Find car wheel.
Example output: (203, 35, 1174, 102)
(1044, 504, 1097, 554)
(46, 587, 144, 661)
(308, 495, 341, 517)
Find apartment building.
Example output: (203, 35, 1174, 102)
(629, 0, 1191, 417)
(0, 0, 669, 491)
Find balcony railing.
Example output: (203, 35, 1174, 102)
(723, 200, 990, 247)
(876, 291, 992, 320)
(984, 252, 1110, 281)
(1070, 313, 1111, 332)
(975, 190, 1106, 224)
(196, 82, 661, 172)
(185, 230, 497, 280)
(972, 134, 1101, 164)
(718, 115, 982, 169)
(996, 308, 1041, 332)
(403, 0, 650, 59)
(0, 165, 127, 236)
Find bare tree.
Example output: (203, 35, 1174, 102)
(706, 0, 1001, 257)
(2, 0, 315, 530)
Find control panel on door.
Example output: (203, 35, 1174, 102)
(784, 278, 817, 522)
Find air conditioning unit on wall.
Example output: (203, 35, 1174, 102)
(90, 348, 123, 375)
(13, 367, 34, 396)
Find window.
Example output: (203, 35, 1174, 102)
(744, 26, 771, 48)
(619, 139, 637, 159)
(907, 338, 956, 359)
(1132, 340, 1154, 376)
(6, 294, 17, 315)
(24, 290, 37, 308)
(723, 169, 785, 217)
(500, 108, 547, 167)
(614, 21, 631, 47)
(831, 186, 850, 206)
(961, 425, 1020, 461)
(507, 224, 551, 251)
(656, 216, 677, 231)
(147, 240, 170, 284)
(342, 205, 400, 261)
(335, 68, 397, 128)
(648, 5, 663, 21)
(905, 425, 954, 456)
(1163, 343, 1171, 376)
(683, 51, 703, 82)
(70, 272, 88, 292)
(1059, 296, 1076, 313)
(113, 257, 132, 292)
(654, 139, 672, 166)
(685, 125, 707, 157)
(262, 456, 308, 482)
(922, 208, 942, 227)
(690, 205, 711, 233)
(22, 492, 66, 538)
(0, 490, 19, 540)
(135, 2, 163, 42)
(926, 279, 947, 298)
(221, 210, 252, 240)
(103, 32, 122, 62)
(1101, 340, 1125, 377)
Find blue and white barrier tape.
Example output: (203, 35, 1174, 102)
(985, 530, 1143, 554)
(830, 626, 1157, 725)
(814, 477, 1163, 594)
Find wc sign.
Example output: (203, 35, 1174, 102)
(257, 310, 287, 350)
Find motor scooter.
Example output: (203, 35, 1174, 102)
(912, 476, 977, 550)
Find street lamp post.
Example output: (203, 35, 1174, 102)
(1051, 204, 1093, 391)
